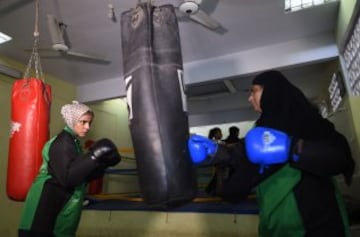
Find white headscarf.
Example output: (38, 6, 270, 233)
(61, 101, 92, 129)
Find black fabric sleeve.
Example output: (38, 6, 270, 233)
(214, 141, 259, 202)
(85, 163, 106, 182)
(220, 160, 259, 202)
(48, 132, 99, 188)
(290, 131, 355, 185)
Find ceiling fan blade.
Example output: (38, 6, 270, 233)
(66, 51, 111, 64)
(189, 8, 221, 30)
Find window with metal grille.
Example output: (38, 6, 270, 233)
(285, 0, 338, 13)
(328, 72, 346, 112)
(342, 16, 360, 96)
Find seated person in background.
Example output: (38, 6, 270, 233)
(205, 127, 226, 196)
(223, 126, 242, 147)
(208, 127, 224, 143)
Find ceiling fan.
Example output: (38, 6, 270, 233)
(175, 0, 223, 31)
(34, 14, 111, 65)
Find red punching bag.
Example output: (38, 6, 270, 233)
(7, 78, 52, 201)
(87, 178, 103, 195)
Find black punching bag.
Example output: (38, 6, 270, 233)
(121, 3, 196, 207)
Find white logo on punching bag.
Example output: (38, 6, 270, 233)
(125, 75, 134, 121)
(177, 69, 188, 112)
(10, 121, 22, 138)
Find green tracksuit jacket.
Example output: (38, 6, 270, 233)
(256, 164, 350, 237)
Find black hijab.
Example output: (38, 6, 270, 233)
(253, 70, 334, 140)
(251, 70, 354, 186)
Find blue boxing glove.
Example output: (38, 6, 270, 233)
(188, 134, 218, 164)
(245, 127, 292, 173)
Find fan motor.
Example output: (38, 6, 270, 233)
(52, 43, 69, 52)
(179, 2, 199, 15)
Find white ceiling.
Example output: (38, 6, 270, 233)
(0, 0, 341, 124)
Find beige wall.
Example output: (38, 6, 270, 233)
(78, 61, 360, 237)
(336, 0, 357, 45)
(0, 56, 77, 236)
(348, 96, 360, 163)
(335, 0, 360, 177)
(77, 212, 258, 237)
(318, 61, 360, 169)
(0, 60, 23, 237)
(0, 57, 259, 237)
(77, 100, 260, 237)
(1, 2, 359, 234)
(86, 99, 139, 194)
(313, 57, 360, 199)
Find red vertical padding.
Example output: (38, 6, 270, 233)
(7, 78, 52, 201)
(87, 178, 103, 195)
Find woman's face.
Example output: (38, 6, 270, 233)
(248, 84, 263, 113)
(73, 113, 93, 138)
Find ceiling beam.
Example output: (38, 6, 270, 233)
(77, 34, 338, 103)
(0, 63, 22, 78)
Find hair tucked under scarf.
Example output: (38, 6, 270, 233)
(252, 70, 334, 140)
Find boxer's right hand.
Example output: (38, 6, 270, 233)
(245, 127, 293, 173)
(88, 138, 121, 166)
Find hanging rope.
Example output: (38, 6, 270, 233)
(24, 0, 44, 81)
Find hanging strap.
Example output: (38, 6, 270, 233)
(24, 0, 44, 82)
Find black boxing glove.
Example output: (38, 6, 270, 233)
(88, 138, 121, 166)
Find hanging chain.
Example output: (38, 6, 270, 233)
(24, 0, 44, 81)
